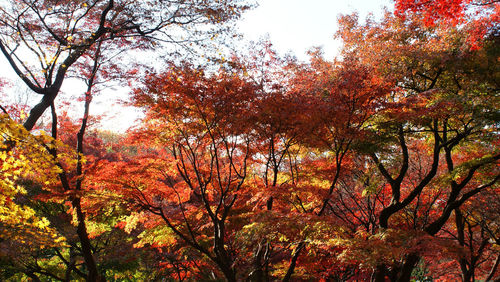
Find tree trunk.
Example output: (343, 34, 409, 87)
(282, 242, 304, 282)
(396, 253, 420, 282)
(73, 197, 103, 282)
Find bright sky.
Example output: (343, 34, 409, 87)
(238, 0, 392, 59)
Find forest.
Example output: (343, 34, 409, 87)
(0, 0, 499, 281)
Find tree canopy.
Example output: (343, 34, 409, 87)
(0, 1, 498, 281)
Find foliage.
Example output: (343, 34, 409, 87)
(0, 114, 66, 247)
(0, 1, 499, 281)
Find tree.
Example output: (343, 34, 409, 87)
(92, 62, 258, 281)
(335, 11, 499, 281)
(0, 112, 69, 280)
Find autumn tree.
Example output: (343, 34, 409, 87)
(0, 112, 70, 280)
(1, 43, 113, 281)
(91, 50, 343, 280)
(335, 11, 499, 281)
(90, 62, 258, 280)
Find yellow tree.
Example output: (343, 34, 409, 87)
(0, 114, 67, 270)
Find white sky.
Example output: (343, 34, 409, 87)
(238, 0, 392, 59)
